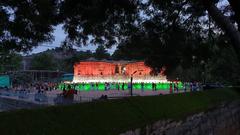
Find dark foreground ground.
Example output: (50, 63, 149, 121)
(0, 88, 239, 135)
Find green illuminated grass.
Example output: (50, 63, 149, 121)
(98, 83, 105, 91)
(58, 82, 185, 91)
(0, 88, 239, 135)
(133, 83, 142, 90)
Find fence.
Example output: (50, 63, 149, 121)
(0, 90, 130, 105)
(0, 87, 194, 107)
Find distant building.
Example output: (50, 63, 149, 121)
(74, 60, 152, 76)
(73, 60, 167, 83)
(21, 56, 33, 70)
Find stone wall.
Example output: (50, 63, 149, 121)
(120, 101, 240, 135)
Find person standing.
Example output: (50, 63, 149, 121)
(128, 82, 131, 90)
(192, 82, 196, 91)
(116, 83, 120, 91)
(196, 82, 200, 91)
(169, 83, 173, 94)
(175, 82, 178, 93)
(96, 83, 98, 91)
(62, 85, 67, 98)
(183, 82, 187, 93)
(141, 82, 144, 92)
(107, 83, 110, 91)
(67, 85, 75, 102)
(152, 83, 156, 91)
(104, 82, 107, 91)
(190, 82, 193, 92)
(122, 83, 125, 91)
(91, 83, 95, 91)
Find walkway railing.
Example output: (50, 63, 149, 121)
(0, 88, 192, 107)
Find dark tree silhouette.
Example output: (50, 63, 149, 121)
(0, 0, 59, 52)
(94, 45, 110, 60)
(1, 0, 240, 80)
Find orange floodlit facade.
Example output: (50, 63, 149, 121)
(125, 62, 152, 76)
(74, 61, 116, 76)
(74, 61, 152, 77)
(73, 60, 168, 83)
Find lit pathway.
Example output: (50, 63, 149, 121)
(0, 97, 44, 112)
(0, 89, 186, 108)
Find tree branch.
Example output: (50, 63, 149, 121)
(202, 0, 240, 62)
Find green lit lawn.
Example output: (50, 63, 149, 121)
(0, 88, 239, 135)
(58, 82, 184, 91)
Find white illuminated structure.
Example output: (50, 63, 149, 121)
(72, 75, 168, 83)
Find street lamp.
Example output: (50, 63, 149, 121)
(130, 70, 138, 96)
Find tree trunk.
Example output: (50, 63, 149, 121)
(203, 1, 240, 62)
(228, 0, 240, 31)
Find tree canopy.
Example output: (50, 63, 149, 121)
(1, 0, 240, 82)
(94, 45, 111, 60)
(0, 0, 59, 52)
(0, 52, 22, 73)
(30, 53, 57, 70)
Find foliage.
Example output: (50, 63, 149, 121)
(1, 0, 240, 83)
(63, 50, 94, 72)
(10, 72, 33, 86)
(0, 0, 59, 52)
(112, 0, 213, 78)
(0, 0, 239, 51)
(59, 0, 139, 47)
(204, 36, 240, 84)
(27, 47, 111, 73)
(228, 0, 240, 31)
(30, 53, 57, 70)
(94, 45, 111, 60)
(0, 52, 22, 73)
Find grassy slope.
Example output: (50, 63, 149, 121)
(0, 88, 239, 135)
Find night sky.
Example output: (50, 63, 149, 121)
(31, 25, 116, 54)
(31, 0, 228, 55)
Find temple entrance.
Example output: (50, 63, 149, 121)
(115, 66, 119, 74)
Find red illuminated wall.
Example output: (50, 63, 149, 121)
(74, 62, 116, 76)
(74, 61, 152, 76)
(125, 62, 152, 76)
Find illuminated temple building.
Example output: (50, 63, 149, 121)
(73, 60, 168, 83)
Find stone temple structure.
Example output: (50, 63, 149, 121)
(73, 60, 167, 83)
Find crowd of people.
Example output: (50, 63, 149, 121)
(171, 82, 202, 93)
(1, 81, 204, 95)
(11, 82, 59, 92)
(60, 82, 164, 91)
(60, 81, 203, 92)
(0, 81, 204, 104)
(56, 81, 203, 102)
(4, 79, 204, 93)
